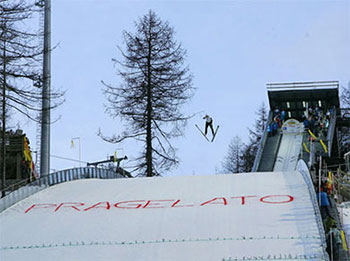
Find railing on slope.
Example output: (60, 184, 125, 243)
(0, 167, 124, 213)
(296, 160, 328, 259)
(252, 110, 273, 172)
(327, 106, 337, 157)
(298, 162, 350, 260)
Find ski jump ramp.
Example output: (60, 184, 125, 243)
(0, 167, 327, 260)
(274, 119, 305, 172)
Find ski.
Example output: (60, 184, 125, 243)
(211, 125, 220, 142)
(195, 124, 210, 142)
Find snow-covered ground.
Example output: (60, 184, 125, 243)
(0, 172, 327, 260)
(338, 202, 350, 254)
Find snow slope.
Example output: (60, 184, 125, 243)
(274, 133, 304, 172)
(0, 172, 327, 260)
(274, 119, 304, 172)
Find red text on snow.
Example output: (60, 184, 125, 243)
(24, 194, 294, 213)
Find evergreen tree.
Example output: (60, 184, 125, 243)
(240, 143, 255, 172)
(222, 103, 268, 174)
(101, 10, 194, 177)
(248, 102, 268, 148)
(245, 102, 268, 169)
(222, 135, 243, 174)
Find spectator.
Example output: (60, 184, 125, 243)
(324, 217, 337, 234)
(272, 121, 278, 136)
(274, 115, 281, 128)
(280, 110, 286, 123)
(314, 116, 319, 133)
(308, 107, 314, 117)
(325, 118, 329, 129)
(320, 120, 325, 131)
(326, 223, 342, 260)
(309, 117, 316, 136)
(303, 117, 309, 129)
(325, 175, 333, 195)
(317, 187, 332, 220)
(267, 124, 272, 137)
(315, 106, 322, 118)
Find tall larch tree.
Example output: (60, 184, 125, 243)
(101, 10, 194, 177)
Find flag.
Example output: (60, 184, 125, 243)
(327, 171, 332, 191)
(341, 230, 348, 251)
(23, 136, 33, 177)
(23, 137, 32, 163)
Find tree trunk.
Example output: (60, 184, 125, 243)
(146, 88, 152, 177)
(145, 23, 153, 177)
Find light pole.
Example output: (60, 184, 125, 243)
(71, 137, 81, 167)
(40, 0, 51, 177)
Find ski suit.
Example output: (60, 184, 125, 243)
(203, 115, 214, 136)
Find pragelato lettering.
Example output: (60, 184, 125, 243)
(24, 194, 294, 213)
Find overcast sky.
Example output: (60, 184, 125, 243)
(23, 0, 350, 176)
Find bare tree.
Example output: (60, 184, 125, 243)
(341, 81, 350, 107)
(0, 0, 63, 196)
(222, 135, 244, 174)
(101, 10, 194, 177)
(339, 81, 350, 156)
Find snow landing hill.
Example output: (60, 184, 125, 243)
(0, 171, 327, 260)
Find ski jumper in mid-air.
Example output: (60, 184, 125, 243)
(203, 115, 215, 137)
(195, 114, 219, 142)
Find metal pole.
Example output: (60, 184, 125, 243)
(40, 0, 51, 176)
(318, 156, 322, 206)
(79, 138, 81, 168)
(330, 229, 333, 261)
(337, 168, 340, 202)
(1, 39, 7, 198)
